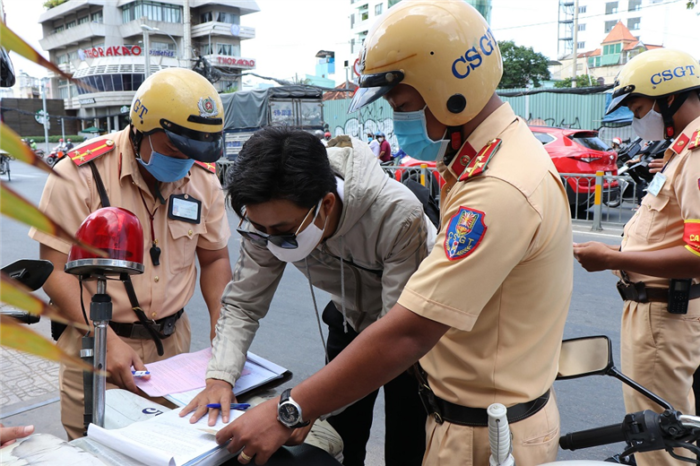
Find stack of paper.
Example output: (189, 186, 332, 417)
(133, 348, 289, 407)
(87, 407, 241, 466)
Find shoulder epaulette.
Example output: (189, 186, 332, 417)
(458, 138, 502, 182)
(194, 161, 217, 174)
(686, 130, 700, 152)
(68, 139, 115, 166)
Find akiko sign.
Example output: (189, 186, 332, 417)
(80, 46, 175, 59)
(216, 56, 256, 69)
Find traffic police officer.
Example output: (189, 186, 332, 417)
(29, 68, 232, 439)
(214, 2, 573, 465)
(575, 48, 700, 466)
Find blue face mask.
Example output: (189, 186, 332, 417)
(393, 107, 449, 161)
(138, 136, 195, 182)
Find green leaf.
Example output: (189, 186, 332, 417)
(0, 124, 54, 175)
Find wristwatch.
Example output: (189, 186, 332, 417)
(277, 388, 310, 428)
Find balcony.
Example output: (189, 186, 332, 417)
(191, 22, 255, 40)
(39, 21, 106, 51)
(203, 54, 256, 70)
(120, 19, 183, 39)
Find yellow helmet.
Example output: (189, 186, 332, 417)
(130, 68, 224, 162)
(607, 48, 700, 115)
(349, 0, 502, 127)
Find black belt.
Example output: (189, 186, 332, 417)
(616, 281, 700, 303)
(109, 309, 184, 340)
(433, 391, 550, 427)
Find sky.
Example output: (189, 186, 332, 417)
(0, 0, 597, 86)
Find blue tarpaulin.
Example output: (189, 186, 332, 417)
(602, 93, 634, 125)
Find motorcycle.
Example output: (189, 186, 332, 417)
(45, 144, 67, 168)
(0, 152, 11, 181)
(1, 259, 54, 323)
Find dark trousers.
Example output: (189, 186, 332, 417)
(322, 302, 426, 466)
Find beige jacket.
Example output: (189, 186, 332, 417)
(207, 138, 435, 385)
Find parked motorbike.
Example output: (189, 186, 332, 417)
(1, 259, 54, 323)
(606, 138, 670, 208)
(0, 152, 11, 181)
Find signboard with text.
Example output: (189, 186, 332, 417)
(81, 45, 175, 60)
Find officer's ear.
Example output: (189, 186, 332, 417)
(320, 192, 336, 220)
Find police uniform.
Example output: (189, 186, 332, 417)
(396, 103, 573, 466)
(616, 119, 700, 466)
(29, 128, 230, 439)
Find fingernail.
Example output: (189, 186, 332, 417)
(23, 426, 34, 435)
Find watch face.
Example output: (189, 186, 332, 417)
(278, 402, 300, 425)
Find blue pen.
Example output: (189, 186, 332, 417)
(206, 403, 250, 411)
(131, 371, 150, 377)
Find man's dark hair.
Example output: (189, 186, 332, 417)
(227, 127, 337, 217)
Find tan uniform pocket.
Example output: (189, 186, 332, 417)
(634, 195, 669, 242)
(167, 220, 207, 273)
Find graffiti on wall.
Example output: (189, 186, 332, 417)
(326, 99, 399, 151)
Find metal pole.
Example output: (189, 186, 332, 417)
(61, 118, 65, 141)
(572, 0, 579, 88)
(41, 79, 50, 154)
(91, 278, 112, 427)
(591, 171, 603, 231)
(142, 28, 151, 78)
(420, 163, 427, 187)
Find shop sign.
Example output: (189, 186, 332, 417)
(79, 98, 96, 105)
(120, 105, 130, 114)
(216, 56, 256, 69)
(83, 45, 143, 59)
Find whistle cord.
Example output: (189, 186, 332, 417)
(138, 190, 161, 267)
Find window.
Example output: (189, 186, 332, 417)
(121, 1, 182, 24)
(217, 12, 239, 24)
(627, 17, 641, 30)
(388, 0, 401, 7)
(350, 13, 355, 29)
(200, 11, 213, 23)
(578, 5, 587, 13)
(577, 41, 585, 50)
(69, 50, 79, 61)
(53, 25, 64, 34)
(66, 20, 76, 29)
(604, 20, 617, 33)
(217, 43, 240, 57)
(78, 15, 89, 25)
(91, 11, 103, 23)
(532, 132, 556, 145)
(375, 3, 383, 15)
(152, 41, 175, 51)
(199, 43, 213, 55)
(605, 2, 618, 15)
(578, 23, 586, 31)
(628, 0, 642, 11)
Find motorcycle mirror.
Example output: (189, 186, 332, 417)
(1, 259, 54, 291)
(0, 47, 16, 88)
(557, 336, 613, 380)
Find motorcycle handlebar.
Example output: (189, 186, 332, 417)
(560, 423, 627, 451)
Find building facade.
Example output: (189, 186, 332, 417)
(570, 0, 699, 58)
(38, 0, 259, 132)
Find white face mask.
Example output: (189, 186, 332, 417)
(632, 106, 665, 141)
(267, 200, 327, 263)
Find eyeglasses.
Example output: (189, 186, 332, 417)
(236, 202, 319, 250)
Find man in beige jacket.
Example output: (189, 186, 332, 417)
(182, 127, 436, 466)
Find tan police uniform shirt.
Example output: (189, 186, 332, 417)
(29, 128, 231, 322)
(397, 103, 573, 408)
(618, 115, 700, 288)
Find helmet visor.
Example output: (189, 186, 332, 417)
(160, 119, 223, 163)
(606, 84, 635, 115)
(349, 70, 405, 113)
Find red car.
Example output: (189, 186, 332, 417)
(392, 126, 618, 214)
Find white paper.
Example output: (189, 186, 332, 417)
(87, 407, 242, 466)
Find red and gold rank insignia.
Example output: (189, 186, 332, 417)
(68, 139, 115, 166)
(683, 220, 700, 256)
(687, 130, 700, 152)
(449, 142, 477, 179)
(458, 139, 502, 182)
(194, 161, 217, 173)
(443, 206, 487, 261)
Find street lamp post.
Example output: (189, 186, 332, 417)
(141, 24, 180, 66)
(41, 78, 50, 155)
(140, 24, 152, 78)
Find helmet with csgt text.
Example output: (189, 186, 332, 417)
(606, 49, 700, 115)
(349, 0, 503, 127)
(130, 68, 224, 162)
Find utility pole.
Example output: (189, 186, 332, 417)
(141, 25, 151, 78)
(41, 78, 50, 154)
(183, 0, 191, 62)
(572, 0, 579, 88)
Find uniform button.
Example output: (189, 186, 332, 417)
(152, 312, 157, 319)
(188, 229, 193, 237)
(154, 276, 159, 283)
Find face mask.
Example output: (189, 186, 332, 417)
(367, 137, 373, 142)
(631, 106, 665, 141)
(267, 200, 327, 262)
(137, 136, 195, 182)
(393, 107, 449, 161)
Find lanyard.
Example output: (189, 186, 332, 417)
(139, 190, 161, 266)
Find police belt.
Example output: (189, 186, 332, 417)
(412, 364, 550, 426)
(616, 280, 700, 303)
(109, 309, 184, 340)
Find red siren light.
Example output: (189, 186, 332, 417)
(65, 207, 144, 276)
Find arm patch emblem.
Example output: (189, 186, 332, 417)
(443, 207, 487, 261)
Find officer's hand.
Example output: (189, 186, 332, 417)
(285, 421, 314, 446)
(106, 334, 148, 394)
(573, 241, 617, 272)
(180, 379, 236, 426)
(0, 423, 34, 447)
(648, 158, 664, 174)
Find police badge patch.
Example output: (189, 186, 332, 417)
(197, 97, 218, 117)
(443, 207, 487, 261)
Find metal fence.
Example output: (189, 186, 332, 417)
(380, 165, 640, 231)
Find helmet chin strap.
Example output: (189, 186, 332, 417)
(656, 92, 689, 140)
